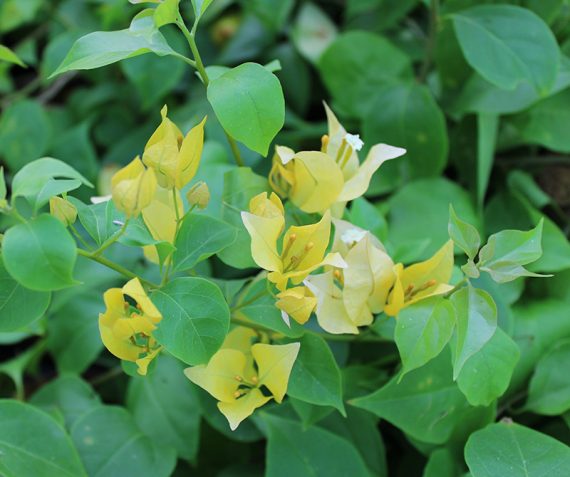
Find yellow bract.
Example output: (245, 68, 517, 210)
(185, 327, 300, 430)
(98, 278, 162, 375)
(275, 286, 317, 325)
(142, 105, 207, 190)
(269, 104, 406, 214)
(111, 156, 157, 218)
(385, 240, 455, 317)
(49, 196, 77, 226)
(241, 192, 346, 292)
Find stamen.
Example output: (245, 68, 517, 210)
(250, 376, 259, 385)
(233, 390, 242, 399)
(321, 134, 330, 153)
(305, 241, 314, 251)
(336, 139, 347, 163)
(234, 375, 243, 382)
(281, 233, 297, 259)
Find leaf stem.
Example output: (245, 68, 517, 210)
(176, 17, 245, 167)
(91, 219, 129, 256)
(77, 248, 159, 288)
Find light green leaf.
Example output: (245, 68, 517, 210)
(0, 255, 50, 332)
(152, 278, 230, 365)
(452, 5, 559, 94)
(448, 205, 481, 259)
(476, 113, 498, 206)
(207, 62, 285, 156)
(352, 351, 472, 444)
(526, 339, 570, 415)
(154, 0, 180, 27)
(2, 215, 78, 291)
(191, 0, 215, 21)
(457, 328, 519, 406)
(0, 44, 26, 67)
(127, 354, 201, 461)
(288, 333, 345, 415)
(395, 297, 456, 378)
(450, 285, 497, 379)
(51, 10, 182, 77)
(68, 198, 116, 246)
(291, 2, 337, 63)
(0, 400, 86, 477)
(465, 421, 570, 477)
(71, 406, 176, 477)
(173, 213, 237, 271)
(263, 414, 369, 477)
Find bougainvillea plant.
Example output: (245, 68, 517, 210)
(1, 0, 568, 476)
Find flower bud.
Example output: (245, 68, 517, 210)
(111, 157, 157, 218)
(186, 181, 210, 209)
(49, 196, 77, 226)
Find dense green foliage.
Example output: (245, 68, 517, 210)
(1, 1, 570, 476)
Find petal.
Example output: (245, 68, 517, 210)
(222, 326, 257, 378)
(289, 151, 343, 213)
(135, 347, 161, 376)
(122, 278, 162, 323)
(384, 264, 405, 317)
(275, 287, 316, 325)
(249, 191, 284, 219)
(184, 349, 246, 402)
(367, 241, 396, 314)
(218, 389, 272, 431)
(401, 240, 454, 290)
(241, 211, 283, 272)
(342, 237, 375, 323)
(337, 143, 406, 202)
(175, 116, 207, 189)
(111, 157, 145, 185)
(252, 342, 300, 403)
(304, 272, 359, 335)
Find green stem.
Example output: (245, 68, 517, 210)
(77, 248, 159, 288)
(69, 224, 92, 250)
(419, 0, 439, 83)
(176, 17, 245, 167)
(91, 219, 129, 256)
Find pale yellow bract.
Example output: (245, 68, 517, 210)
(111, 156, 157, 218)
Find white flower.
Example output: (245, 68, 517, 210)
(344, 133, 364, 152)
(341, 228, 367, 246)
(90, 195, 112, 204)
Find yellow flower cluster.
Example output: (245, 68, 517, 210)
(243, 104, 455, 332)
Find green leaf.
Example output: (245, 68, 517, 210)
(2, 215, 78, 291)
(457, 328, 519, 406)
(30, 375, 101, 429)
(233, 279, 305, 338)
(465, 421, 570, 477)
(526, 339, 570, 415)
(476, 113, 498, 206)
(127, 354, 201, 461)
(51, 10, 182, 77)
(152, 278, 230, 365)
(0, 167, 6, 203)
(352, 351, 472, 444)
(0, 100, 51, 171)
(0, 255, 50, 332)
(448, 204, 481, 259)
(154, 0, 179, 27)
(0, 400, 86, 477)
(452, 5, 559, 94)
(479, 219, 546, 283)
(217, 167, 269, 269)
(207, 62, 285, 156)
(318, 31, 412, 117)
(191, 0, 215, 21)
(71, 406, 176, 477)
(173, 213, 237, 271)
(287, 333, 345, 415)
(291, 2, 337, 63)
(450, 285, 497, 379)
(263, 414, 369, 477)
(362, 82, 448, 182)
(0, 44, 26, 67)
(68, 198, 116, 246)
(348, 198, 388, 243)
(395, 297, 456, 378)
(423, 449, 458, 477)
(11, 157, 92, 210)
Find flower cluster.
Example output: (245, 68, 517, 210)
(243, 105, 454, 333)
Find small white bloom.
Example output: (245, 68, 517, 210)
(341, 228, 367, 246)
(280, 310, 291, 328)
(345, 133, 364, 152)
(90, 195, 112, 204)
(275, 145, 295, 164)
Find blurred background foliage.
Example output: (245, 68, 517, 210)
(1, 0, 570, 475)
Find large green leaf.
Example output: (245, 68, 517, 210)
(318, 31, 412, 117)
(395, 297, 455, 378)
(287, 333, 345, 414)
(0, 255, 50, 332)
(0, 400, 86, 477)
(51, 10, 182, 76)
(450, 285, 497, 379)
(173, 213, 237, 271)
(452, 5, 559, 94)
(263, 414, 369, 477)
(207, 62, 285, 156)
(2, 215, 78, 291)
(363, 82, 448, 181)
(525, 339, 570, 415)
(457, 328, 519, 406)
(465, 421, 570, 477)
(127, 354, 201, 461)
(352, 351, 472, 444)
(152, 278, 230, 365)
(71, 406, 176, 477)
